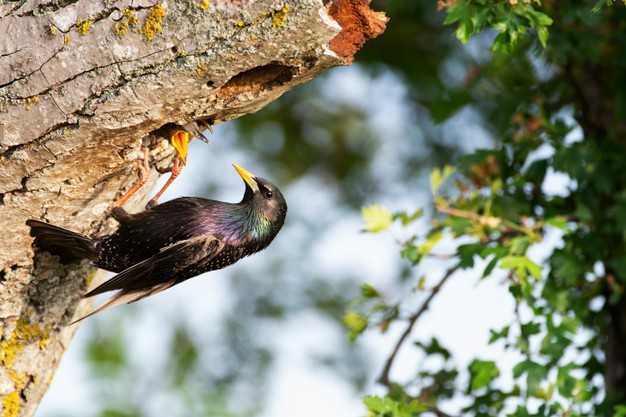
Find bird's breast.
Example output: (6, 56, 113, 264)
(202, 244, 244, 271)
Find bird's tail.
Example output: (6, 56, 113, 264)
(26, 219, 99, 261)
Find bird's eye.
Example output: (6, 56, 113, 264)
(264, 190, 273, 198)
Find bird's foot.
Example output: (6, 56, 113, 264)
(194, 119, 214, 143)
(145, 155, 184, 209)
(113, 147, 151, 208)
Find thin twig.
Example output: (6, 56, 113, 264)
(436, 204, 501, 228)
(377, 264, 460, 387)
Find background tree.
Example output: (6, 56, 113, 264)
(354, 1, 626, 416)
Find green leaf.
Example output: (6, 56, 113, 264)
(362, 395, 428, 417)
(555, 362, 590, 402)
(344, 312, 368, 342)
(446, 216, 473, 236)
(400, 244, 421, 265)
(614, 405, 626, 417)
(396, 208, 424, 226)
(499, 256, 543, 280)
(488, 326, 510, 344)
(482, 256, 500, 279)
(546, 216, 570, 232)
(430, 165, 455, 194)
(537, 26, 549, 47)
(592, 0, 613, 12)
(469, 359, 500, 390)
(442, 2, 467, 25)
(362, 395, 386, 413)
(360, 283, 380, 299)
(509, 236, 530, 256)
(528, 11, 553, 27)
(362, 204, 393, 233)
(513, 359, 548, 396)
(457, 243, 483, 269)
(414, 337, 452, 361)
(520, 321, 542, 338)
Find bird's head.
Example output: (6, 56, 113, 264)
(233, 164, 287, 238)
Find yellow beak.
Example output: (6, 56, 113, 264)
(233, 164, 259, 192)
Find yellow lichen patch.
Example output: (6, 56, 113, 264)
(113, 8, 139, 36)
(0, 317, 51, 368)
(0, 337, 21, 368)
(141, 5, 166, 41)
(0, 317, 50, 416)
(75, 17, 93, 35)
(235, 20, 245, 27)
(200, 0, 210, 10)
(2, 391, 19, 417)
(64, 34, 70, 46)
(6, 368, 25, 389)
(49, 25, 56, 35)
(113, 21, 126, 36)
(252, 6, 290, 28)
(271, 6, 290, 27)
(22, 96, 37, 111)
(196, 57, 208, 74)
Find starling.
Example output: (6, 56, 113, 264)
(26, 164, 287, 322)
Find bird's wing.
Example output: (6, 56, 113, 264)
(84, 234, 224, 297)
(71, 281, 176, 324)
(71, 235, 224, 323)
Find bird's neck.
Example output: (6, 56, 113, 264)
(223, 203, 273, 245)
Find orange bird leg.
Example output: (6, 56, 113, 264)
(145, 155, 184, 209)
(144, 129, 190, 209)
(113, 147, 151, 208)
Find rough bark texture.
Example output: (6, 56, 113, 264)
(0, 0, 387, 415)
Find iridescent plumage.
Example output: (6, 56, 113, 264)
(26, 165, 287, 322)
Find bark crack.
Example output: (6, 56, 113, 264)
(16, 0, 80, 17)
(0, 43, 64, 90)
(0, 47, 25, 59)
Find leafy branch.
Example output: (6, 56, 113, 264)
(377, 264, 459, 387)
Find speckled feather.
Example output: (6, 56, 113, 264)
(26, 170, 287, 322)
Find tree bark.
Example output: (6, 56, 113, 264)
(0, 0, 387, 415)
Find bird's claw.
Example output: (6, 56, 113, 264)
(135, 148, 151, 178)
(113, 147, 151, 208)
(145, 155, 184, 209)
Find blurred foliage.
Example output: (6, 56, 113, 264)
(47, 0, 626, 416)
(352, 1, 626, 417)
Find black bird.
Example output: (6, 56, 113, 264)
(26, 164, 287, 322)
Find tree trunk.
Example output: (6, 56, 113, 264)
(0, 0, 387, 415)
